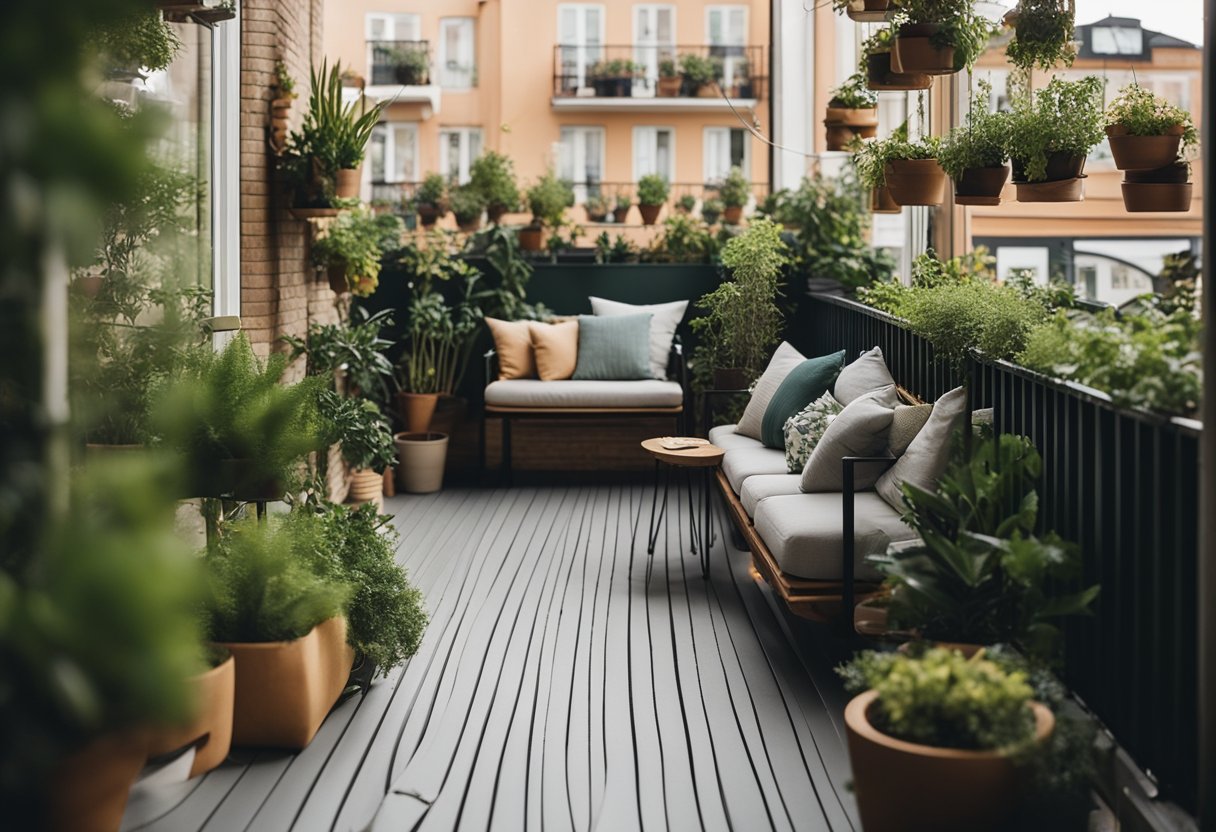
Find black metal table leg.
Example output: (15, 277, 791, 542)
(685, 467, 698, 555)
(701, 467, 712, 578)
(648, 462, 671, 556)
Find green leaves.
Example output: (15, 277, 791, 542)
(1005, 0, 1077, 74)
(828, 73, 877, 110)
(637, 173, 670, 206)
(1007, 75, 1105, 182)
(318, 390, 396, 472)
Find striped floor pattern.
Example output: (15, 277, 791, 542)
(121, 485, 859, 831)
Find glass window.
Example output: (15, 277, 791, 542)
(366, 13, 423, 85)
(439, 127, 483, 183)
(703, 126, 748, 183)
(559, 126, 605, 201)
(1091, 26, 1143, 55)
(370, 122, 419, 183)
(634, 5, 675, 92)
(634, 126, 674, 181)
(439, 18, 476, 89)
(558, 5, 604, 92)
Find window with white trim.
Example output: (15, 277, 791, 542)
(366, 13, 422, 84)
(369, 122, 419, 183)
(438, 18, 476, 89)
(558, 5, 604, 93)
(633, 126, 675, 182)
(633, 5, 675, 93)
(439, 127, 483, 183)
(559, 126, 605, 201)
(706, 5, 747, 88)
(703, 126, 748, 184)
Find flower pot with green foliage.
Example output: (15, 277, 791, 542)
(657, 58, 682, 96)
(891, 0, 991, 75)
(395, 431, 449, 493)
(1007, 75, 1104, 203)
(679, 53, 722, 97)
(584, 194, 609, 222)
(335, 166, 361, 200)
(878, 132, 944, 206)
(824, 73, 879, 151)
(1121, 162, 1193, 212)
(637, 173, 669, 225)
(675, 193, 697, 215)
(311, 208, 402, 298)
(1004, 0, 1077, 75)
(700, 197, 724, 225)
(840, 649, 1054, 832)
(1104, 83, 1197, 171)
(718, 166, 750, 224)
(414, 172, 448, 226)
(939, 83, 1011, 205)
(450, 184, 487, 232)
(146, 649, 235, 779)
(863, 28, 933, 91)
(589, 59, 637, 97)
(611, 193, 632, 223)
(317, 390, 397, 502)
(469, 151, 520, 223)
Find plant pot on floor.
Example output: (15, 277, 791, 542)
(1106, 124, 1184, 171)
(865, 52, 932, 91)
(892, 24, 956, 75)
(1122, 163, 1193, 212)
(395, 432, 449, 494)
(50, 731, 148, 832)
(952, 164, 1011, 206)
(884, 158, 947, 205)
(219, 616, 354, 750)
(870, 186, 901, 214)
(518, 225, 545, 251)
(335, 167, 361, 200)
(722, 205, 744, 225)
(845, 689, 1054, 832)
(145, 654, 235, 779)
(639, 204, 663, 225)
(397, 390, 440, 434)
(348, 467, 384, 502)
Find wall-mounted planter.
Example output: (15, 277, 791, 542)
(891, 24, 956, 75)
(883, 159, 947, 206)
(824, 107, 879, 151)
(146, 654, 235, 779)
(327, 266, 350, 295)
(269, 96, 293, 155)
(870, 186, 901, 214)
(952, 164, 1010, 206)
(1121, 163, 1193, 212)
(864, 52, 932, 92)
(1106, 124, 1184, 171)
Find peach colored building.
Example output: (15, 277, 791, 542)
(323, 0, 773, 207)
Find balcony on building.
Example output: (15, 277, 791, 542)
(364, 39, 441, 114)
(551, 44, 766, 112)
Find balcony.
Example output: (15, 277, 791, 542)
(364, 39, 441, 113)
(551, 44, 767, 112)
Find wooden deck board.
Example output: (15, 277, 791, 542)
(122, 484, 858, 832)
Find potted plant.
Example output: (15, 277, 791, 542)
(679, 53, 722, 97)
(839, 648, 1055, 832)
(583, 193, 609, 222)
(852, 135, 901, 213)
(676, 193, 697, 214)
(863, 27, 932, 91)
(318, 390, 398, 503)
(203, 518, 353, 749)
(521, 171, 572, 251)
(1105, 84, 1198, 212)
(589, 59, 637, 97)
(881, 132, 945, 206)
(449, 184, 487, 232)
(390, 43, 429, 85)
(311, 208, 402, 296)
(1007, 75, 1104, 202)
(690, 218, 788, 389)
(145, 646, 235, 779)
(282, 307, 396, 401)
(892, 0, 993, 75)
(832, 0, 893, 21)
(469, 150, 520, 223)
(270, 60, 295, 155)
(657, 57, 682, 96)
(415, 173, 447, 226)
(1004, 0, 1077, 74)
(824, 73, 879, 151)
(701, 196, 724, 225)
(718, 166, 750, 224)
(938, 82, 1011, 205)
(611, 191, 633, 223)
(637, 173, 669, 225)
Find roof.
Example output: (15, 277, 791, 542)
(1074, 15, 1199, 61)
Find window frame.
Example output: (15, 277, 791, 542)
(438, 17, 477, 90)
(633, 4, 676, 91)
(211, 5, 241, 341)
(702, 126, 750, 184)
(632, 125, 676, 182)
(557, 4, 606, 92)
(559, 125, 607, 201)
(438, 127, 484, 184)
(370, 121, 420, 184)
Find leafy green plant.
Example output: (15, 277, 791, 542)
(594, 232, 636, 264)
(937, 82, 1010, 180)
(828, 73, 878, 109)
(282, 307, 395, 403)
(850, 123, 938, 189)
(275, 60, 296, 96)
(871, 434, 1099, 662)
(469, 150, 520, 213)
(860, 27, 895, 63)
(1105, 83, 1198, 152)
(584, 194, 608, 219)
(676, 193, 697, 213)
(1007, 75, 1105, 182)
(647, 215, 719, 264)
(614, 191, 633, 211)
(285, 502, 427, 674)
(449, 184, 487, 226)
(902, 275, 1042, 368)
(526, 170, 573, 227)
(1005, 0, 1077, 74)
(479, 225, 549, 321)
(301, 59, 387, 171)
(311, 209, 402, 296)
(658, 58, 678, 79)
(718, 166, 751, 208)
(94, 9, 182, 73)
(416, 172, 447, 207)
(701, 196, 724, 223)
(839, 648, 1039, 751)
(318, 389, 397, 471)
(637, 173, 670, 206)
(678, 53, 722, 88)
(590, 59, 638, 79)
(896, 0, 995, 71)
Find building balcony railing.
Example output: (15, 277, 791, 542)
(552, 44, 766, 104)
(368, 40, 431, 87)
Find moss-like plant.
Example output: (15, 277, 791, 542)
(469, 151, 520, 213)
(1006, 75, 1105, 182)
(637, 173, 670, 206)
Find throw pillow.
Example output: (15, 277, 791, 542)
(783, 391, 843, 474)
(734, 342, 805, 441)
(889, 403, 933, 457)
(529, 320, 579, 380)
(876, 386, 969, 510)
(760, 350, 846, 449)
(800, 386, 900, 493)
(833, 347, 897, 406)
(590, 297, 688, 380)
(571, 313, 653, 380)
(485, 318, 535, 380)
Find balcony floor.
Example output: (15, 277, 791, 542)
(122, 485, 858, 831)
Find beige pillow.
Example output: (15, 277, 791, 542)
(876, 386, 969, 510)
(529, 320, 579, 380)
(889, 403, 933, 457)
(485, 318, 535, 380)
(735, 342, 806, 440)
(833, 347, 897, 406)
(800, 385, 900, 493)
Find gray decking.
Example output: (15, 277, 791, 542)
(121, 485, 858, 831)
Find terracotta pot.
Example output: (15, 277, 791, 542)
(865, 52, 933, 92)
(1012, 152, 1086, 184)
(892, 23, 956, 75)
(518, 225, 545, 251)
(397, 390, 440, 434)
(1015, 176, 1086, 203)
(417, 203, 442, 226)
(845, 0, 891, 21)
(50, 731, 148, 832)
(348, 467, 384, 502)
(845, 689, 1054, 832)
(884, 158, 947, 205)
(870, 186, 901, 214)
(219, 616, 354, 750)
(395, 432, 449, 494)
(383, 467, 396, 497)
(1124, 162, 1190, 184)
(146, 655, 235, 779)
(952, 164, 1010, 206)
(1107, 132, 1183, 171)
(712, 367, 752, 390)
(612, 204, 632, 223)
(457, 215, 483, 233)
(334, 167, 361, 200)
(825, 122, 878, 152)
(327, 265, 349, 295)
(638, 203, 663, 225)
(74, 274, 104, 298)
(1121, 181, 1193, 212)
(722, 205, 744, 224)
(657, 76, 682, 97)
(487, 203, 509, 224)
(825, 106, 879, 128)
(696, 83, 719, 98)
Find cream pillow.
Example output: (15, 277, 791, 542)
(833, 347, 897, 406)
(485, 318, 535, 380)
(876, 386, 969, 509)
(734, 342, 805, 440)
(800, 386, 899, 493)
(529, 320, 579, 380)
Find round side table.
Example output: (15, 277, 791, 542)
(640, 437, 725, 578)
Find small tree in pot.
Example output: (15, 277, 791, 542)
(1007, 75, 1104, 202)
(469, 150, 520, 223)
(636, 173, 669, 225)
(521, 171, 572, 250)
(449, 184, 487, 233)
(678, 53, 722, 97)
(657, 57, 682, 96)
(319, 390, 397, 503)
(414, 173, 448, 227)
(718, 166, 751, 224)
(824, 73, 878, 151)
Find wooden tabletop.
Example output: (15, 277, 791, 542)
(640, 437, 725, 467)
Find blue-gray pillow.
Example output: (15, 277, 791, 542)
(760, 350, 846, 449)
(572, 313, 653, 380)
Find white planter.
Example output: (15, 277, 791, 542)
(394, 432, 449, 494)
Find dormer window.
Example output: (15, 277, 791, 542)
(1091, 24, 1143, 55)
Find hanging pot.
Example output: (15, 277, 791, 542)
(1106, 124, 1184, 171)
(870, 186, 901, 214)
(327, 265, 350, 295)
(146, 654, 235, 779)
(891, 24, 956, 76)
(1011, 152, 1086, 184)
(883, 158, 947, 206)
(348, 467, 384, 502)
(1014, 175, 1086, 203)
(846, 0, 892, 22)
(396, 390, 440, 434)
(722, 205, 744, 224)
(952, 164, 1010, 206)
(824, 107, 879, 151)
(639, 203, 663, 225)
(1121, 164, 1193, 212)
(394, 432, 449, 494)
(334, 167, 361, 200)
(518, 224, 545, 251)
(864, 52, 933, 92)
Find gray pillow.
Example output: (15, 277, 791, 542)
(889, 403, 933, 457)
(735, 342, 805, 440)
(800, 386, 899, 493)
(571, 313, 653, 380)
(876, 386, 969, 510)
(590, 297, 688, 380)
(833, 347, 897, 406)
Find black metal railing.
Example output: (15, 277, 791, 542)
(368, 40, 431, 86)
(806, 292, 1201, 813)
(552, 44, 766, 100)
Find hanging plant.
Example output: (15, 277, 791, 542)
(1007, 75, 1104, 202)
(1004, 0, 1076, 74)
(862, 27, 932, 91)
(1105, 83, 1199, 212)
(825, 73, 879, 151)
(937, 81, 1012, 205)
(892, 0, 995, 75)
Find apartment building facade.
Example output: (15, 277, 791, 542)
(323, 0, 772, 206)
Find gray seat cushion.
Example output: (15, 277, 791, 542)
(740, 474, 802, 518)
(484, 379, 684, 409)
(753, 492, 917, 581)
(709, 424, 763, 452)
(721, 446, 788, 494)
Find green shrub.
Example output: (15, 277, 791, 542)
(718, 166, 751, 208)
(94, 9, 182, 73)
(281, 306, 395, 402)
(701, 196, 725, 222)
(838, 648, 1038, 751)
(526, 171, 573, 226)
(1005, 0, 1077, 73)
(469, 151, 520, 211)
(648, 215, 719, 263)
(897, 0, 995, 71)
(1007, 75, 1105, 182)
(448, 184, 487, 225)
(677, 193, 697, 213)
(902, 279, 1042, 369)
(416, 173, 447, 207)
(678, 53, 721, 88)
(311, 208, 400, 296)
(318, 389, 397, 471)
(637, 173, 670, 206)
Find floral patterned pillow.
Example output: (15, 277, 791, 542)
(783, 392, 844, 474)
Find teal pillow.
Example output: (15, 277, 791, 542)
(572, 313, 653, 380)
(760, 350, 846, 448)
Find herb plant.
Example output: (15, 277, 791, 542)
(1006, 75, 1105, 182)
(718, 166, 751, 207)
(701, 196, 725, 223)
(1105, 83, 1198, 151)
(648, 215, 720, 264)
(896, 0, 995, 71)
(526, 171, 574, 226)
(937, 82, 1010, 180)
(828, 73, 878, 109)
(679, 53, 722, 89)
(637, 173, 670, 206)
(677, 194, 697, 213)
(1005, 0, 1077, 74)
(469, 151, 520, 213)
